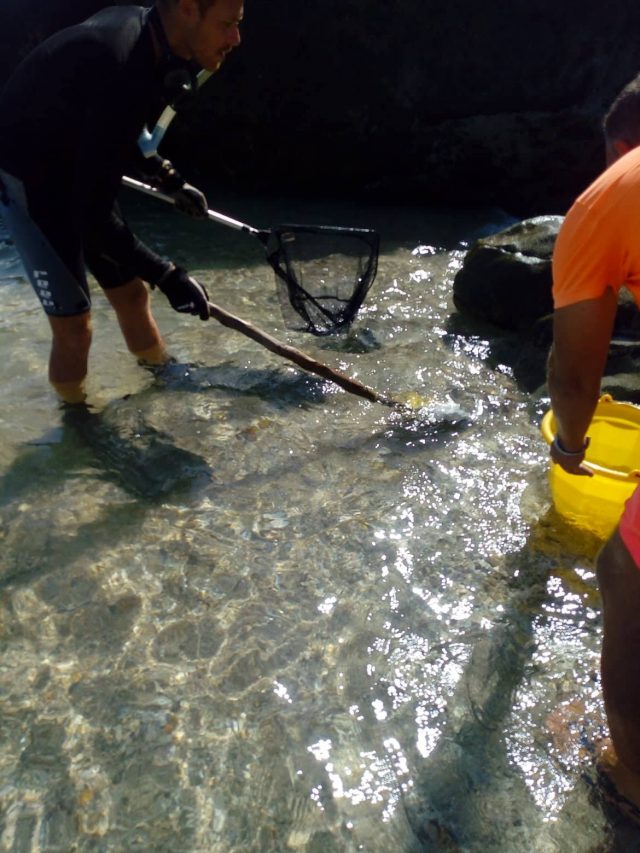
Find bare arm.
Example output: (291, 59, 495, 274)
(547, 288, 617, 473)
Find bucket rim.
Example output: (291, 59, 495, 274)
(541, 395, 640, 483)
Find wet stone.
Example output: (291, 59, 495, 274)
(453, 216, 561, 331)
(153, 616, 223, 662)
(306, 830, 343, 853)
(64, 596, 141, 652)
(20, 722, 68, 772)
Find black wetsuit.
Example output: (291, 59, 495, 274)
(0, 5, 183, 314)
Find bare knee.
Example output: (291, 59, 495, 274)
(105, 278, 151, 315)
(47, 312, 92, 390)
(104, 277, 165, 361)
(49, 312, 93, 354)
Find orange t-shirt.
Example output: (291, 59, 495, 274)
(553, 145, 640, 309)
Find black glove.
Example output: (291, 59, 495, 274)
(155, 160, 208, 219)
(171, 183, 208, 218)
(156, 266, 210, 321)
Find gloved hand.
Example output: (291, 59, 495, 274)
(156, 266, 210, 321)
(155, 160, 208, 219)
(170, 182, 208, 218)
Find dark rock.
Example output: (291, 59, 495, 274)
(3, 1, 640, 212)
(0, 0, 127, 81)
(612, 290, 640, 341)
(164, 1, 640, 212)
(454, 214, 640, 336)
(529, 287, 640, 348)
(452, 216, 561, 331)
(450, 216, 640, 395)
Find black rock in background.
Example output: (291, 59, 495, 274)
(2, 1, 640, 213)
(454, 215, 640, 338)
(0, 0, 128, 82)
(450, 216, 640, 394)
(163, 0, 640, 214)
(452, 216, 561, 331)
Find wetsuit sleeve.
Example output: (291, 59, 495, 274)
(74, 68, 134, 224)
(74, 54, 172, 286)
(84, 203, 171, 288)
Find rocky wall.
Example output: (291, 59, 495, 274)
(3, 1, 640, 213)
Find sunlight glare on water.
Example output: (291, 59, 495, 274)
(0, 197, 632, 851)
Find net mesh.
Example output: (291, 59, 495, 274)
(265, 224, 380, 335)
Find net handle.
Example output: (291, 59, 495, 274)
(121, 176, 263, 237)
(122, 176, 378, 337)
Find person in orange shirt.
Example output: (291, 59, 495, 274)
(549, 145, 640, 814)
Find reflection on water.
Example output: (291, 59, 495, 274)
(0, 197, 636, 851)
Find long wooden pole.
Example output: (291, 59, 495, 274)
(206, 301, 398, 409)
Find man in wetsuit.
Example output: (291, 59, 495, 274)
(0, 0, 244, 403)
(548, 145, 640, 814)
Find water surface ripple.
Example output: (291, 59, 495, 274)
(0, 198, 632, 851)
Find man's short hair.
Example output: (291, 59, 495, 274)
(603, 75, 640, 149)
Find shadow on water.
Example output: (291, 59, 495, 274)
(0, 500, 150, 592)
(142, 317, 386, 406)
(443, 311, 550, 394)
(444, 309, 640, 401)
(1, 403, 213, 508)
(400, 522, 556, 850)
(142, 359, 334, 409)
(1, 348, 469, 510)
(0, 402, 214, 589)
(140, 357, 474, 442)
(0, 367, 472, 595)
(399, 510, 640, 852)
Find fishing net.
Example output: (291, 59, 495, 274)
(265, 224, 380, 335)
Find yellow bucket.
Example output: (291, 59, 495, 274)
(540, 395, 640, 538)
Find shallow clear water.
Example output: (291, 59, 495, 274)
(0, 193, 637, 851)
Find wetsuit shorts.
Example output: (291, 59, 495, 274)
(0, 169, 170, 317)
